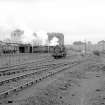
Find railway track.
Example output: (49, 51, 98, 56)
(0, 54, 50, 70)
(0, 62, 67, 86)
(0, 56, 55, 76)
(0, 57, 90, 99)
(0, 62, 69, 98)
(0, 54, 80, 77)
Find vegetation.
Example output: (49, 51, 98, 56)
(73, 41, 85, 45)
(93, 50, 100, 56)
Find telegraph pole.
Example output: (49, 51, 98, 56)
(103, 41, 105, 51)
(84, 39, 87, 55)
(32, 43, 33, 53)
(47, 39, 49, 54)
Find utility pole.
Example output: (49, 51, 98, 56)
(32, 40, 34, 53)
(84, 39, 87, 55)
(32, 43, 33, 53)
(103, 41, 105, 51)
(47, 39, 50, 54)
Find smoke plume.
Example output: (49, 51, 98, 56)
(49, 37, 59, 46)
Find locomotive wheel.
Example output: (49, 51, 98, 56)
(54, 56, 56, 59)
(63, 54, 66, 58)
(55, 56, 58, 59)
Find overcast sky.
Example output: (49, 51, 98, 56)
(0, 0, 105, 44)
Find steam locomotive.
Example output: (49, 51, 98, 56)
(52, 45, 67, 59)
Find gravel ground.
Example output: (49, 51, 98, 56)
(17, 54, 105, 105)
(1, 54, 105, 105)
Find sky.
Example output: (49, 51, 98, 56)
(0, 0, 105, 44)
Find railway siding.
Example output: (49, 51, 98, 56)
(0, 58, 55, 77)
(0, 62, 65, 86)
(0, 57, 90, 99)
(0, 54, 50, 69)
(0, 56, 51, 71)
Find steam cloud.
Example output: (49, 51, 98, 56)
(20, 30, 59, 46)
(49, 37, 59, 46)
(2, 26, 60, 46)
(36, 30, 48, 45)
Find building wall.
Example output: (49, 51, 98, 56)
(19, 44, 32, 53)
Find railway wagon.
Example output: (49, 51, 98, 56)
(52, 45, 67, 59)
(33, 46, 48, 53)
(33, 46, 42, 53)
(40, 46, 49, 53)
(33, 46, 56, 53)
(49, 46, 55, 53)
(33, 46, 57, 53)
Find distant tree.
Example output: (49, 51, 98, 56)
(73, 41, 85, 45)
(32, 38, 42, 46)
(32, 32, 43, 46)
(33, 32, 37, 37)
(87, 41, 92, 45)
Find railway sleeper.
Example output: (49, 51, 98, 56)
(0, 66, 67, 86)
(12, 78, 17, 82)
(21, 84, 26, 89)
(42, 76, 45, 79)
(22, 75, 26, 78)
(46, 75, 49, 77)
(20, 86, 23, 89)
(36, 79, 39, 82)
(35, 80, 38, 83)
(12, 72, 16, 74)
(5, 80, 9, 83)
(49, 73, 52, 76)
(0, 70, 49, 85)
(51, 72, 54, 75)
(3, 73, 6, 76)
(0, 72, 59, 99)
(0, 65, 73, 99)
(18, 76, 23, 79)
(16, 71, 20, 73)
(31, 80, 35, 84)
(25, 82, 32, 87)
(16, 77, 20, 80)
(49, 72, 53, 75)
(6, 72, 11, 75)
(29, 81, 33, 85)
(39, 78, 42, 81)
(13, 89, 17, 92)
(27, 82, 33, 86)
(15, 86, 22, 92)
(44, 76, 47, 78)
(0, 81, 4, 85)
